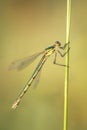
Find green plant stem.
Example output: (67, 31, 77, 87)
(63, 0, 71, 130)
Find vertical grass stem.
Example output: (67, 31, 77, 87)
(63, 0, 71, 130)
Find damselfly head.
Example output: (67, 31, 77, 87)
(54, 41, 61, 46)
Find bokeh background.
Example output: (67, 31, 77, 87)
(0, 0, 87, 130)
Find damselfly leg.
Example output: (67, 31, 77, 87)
(53, 42, 70, 67)
(58, 47, 70, 57)
(59, 41, 70, 50)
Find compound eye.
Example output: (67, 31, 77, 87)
(55, 41, 61, 46)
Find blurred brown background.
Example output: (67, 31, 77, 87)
(0, 0, 87, 130)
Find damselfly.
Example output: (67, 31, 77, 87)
(10, 41, 70, 109)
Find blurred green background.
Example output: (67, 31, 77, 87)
(0, 0, 87, 130)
